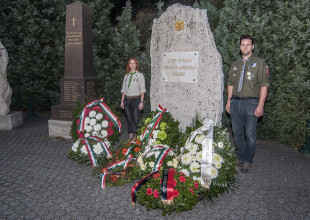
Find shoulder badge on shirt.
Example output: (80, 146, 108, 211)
(251, 63, 256, 68)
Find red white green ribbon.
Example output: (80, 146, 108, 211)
(82, 138, 98, 167)
(99, 154, 135, 189)
(142, 145, 172, 172)
(140, 105, 167, 145)
(87, 136, 112, 157)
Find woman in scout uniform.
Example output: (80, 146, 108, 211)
(120, 57, 146, 141)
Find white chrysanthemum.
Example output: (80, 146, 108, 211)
(101, 120, 108, 128)
(80, 146, 88, 155)
(84, 117, 90, 125)
(181, 169, 190, 177)
(72, 140, 80, 152)
(85, 126, 93, 133)
(173, 158, 178, 164)
(94, 124, 102, 131)
(137, 156, 144, 167)
(192, 155, 196, 162)
(168, 150, 174, 156)
(181, 153, 192, 165)
(211, 166, 218, 179)
(101, 130, 108, 137)
(173, 161, 178, 168)
(215, 162, 222, 169)
(90, 118, 97, 126)
(152, 130, 159, 139)
(180, 147, 184, 153)
(189, 144, 198, 155)
(167, 161, 173, 167)
(89, 110, 96, 118)
(195, 134, 206, 144)
(213, 153, 223, 163)
(155, 151, 160, 158)
(185, 143, 193, 151)
(201, 125, 208, 131)
(149, 138, 155, 145)
(149, 161, 155, 168)
(217, 142, 224, 149)
(196, 151, 202, 162)
(84, 133, 90, 138)
(96, 113, 103, 120)
(190, 162, 200, 173)
(141, 164, 147, 171)
(93, 144, 103, 155)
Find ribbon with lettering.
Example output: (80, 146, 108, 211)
(98, 154, 135, 189)
(161, 168, 175, 204)
(139, 105, 167, 146)
(131, 171, 158, 206)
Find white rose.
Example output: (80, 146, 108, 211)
(84, 133, 90, 138)
(80, 146, 88, 155)
(86, 126, 93, 133)
(90, 118, 97, 126)
(101, 130, 108, 137)
(84, 117, 90, 125)
(89, 110, 96, 118)
(92, 131, 98, 136)
(72, 140, 79, 152)
(93, 144, 103, 155)
(101, 120, 109, 128)
(94, 124, 102, 131)
(96, 113, 103, 120)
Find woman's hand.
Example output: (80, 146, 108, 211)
(120, 101, 124, 109)
(139, 102, 144, 110)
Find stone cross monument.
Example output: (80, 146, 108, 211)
(49, 1, 98, 138)
(0, 42, 23, 130)
(150, 4, 223, 129)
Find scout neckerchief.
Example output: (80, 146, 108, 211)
(237, 58, 249, 92)
(128, 71, 136, 88)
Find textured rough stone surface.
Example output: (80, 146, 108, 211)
(150, 4, 223, 129)
(0, 114, 310, 219)
(48, 119, 72, 139)
(0, 111, 23, 130)
(0, 42, 12, 115)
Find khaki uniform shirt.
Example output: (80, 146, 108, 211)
(228, 54, 269, 97)
(121, 71, 146, 97)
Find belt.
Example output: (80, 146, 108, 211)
(231, 95, 259, 100)
(126, 95, 140, 99)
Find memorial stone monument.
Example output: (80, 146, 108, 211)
(0, 42, 23, 130)
(150, 4, 223, 130)
(49, 1, 98, 138)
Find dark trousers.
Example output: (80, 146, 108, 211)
(124, 97, 141, 134)
(230, 98, 259, 164)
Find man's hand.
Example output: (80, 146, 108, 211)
(226, 101, 230, 114)
(255, 104, 264, 117)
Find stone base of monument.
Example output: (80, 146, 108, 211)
(48, 119, 72, 139)
(0, 111, 23, 130)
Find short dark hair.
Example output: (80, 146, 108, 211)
(240, 35, 254, 45)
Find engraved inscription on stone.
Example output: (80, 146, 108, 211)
(86, 81, 96, 100)
(59, 110, 72, 119)
(66, 31, 82, 46)
(64, 81, 79, 102)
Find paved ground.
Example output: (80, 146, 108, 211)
(0, 113, 310, 220)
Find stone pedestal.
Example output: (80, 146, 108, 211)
(48, 119, 72, 139)
(0, 111, 23, 130)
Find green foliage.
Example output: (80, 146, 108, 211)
(70, 101, 85, 142)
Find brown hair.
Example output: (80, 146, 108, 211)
(126, 57, 139, 74)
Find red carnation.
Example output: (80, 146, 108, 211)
(179, 176, 186, 183)
(108, 121, 113, 127)
(153, 190, 159, 198)
(110, 175, 118, 183)
(194, 182, 198, 189)
(76, 119, 80, 125)
(85, 108, 91, 115)
(173, 180, 177, 187)
(107, 128, 113, 136)
(173, 189, 179, 197)
(93, 106, 101, 111)
(146, 188, 152, 196)
(189, 188, 194, 195)
(180, 172, 185, 176)
(105, 115, 110, 120)
(153, 173, 160, 179)
(122, 148, 127, 155)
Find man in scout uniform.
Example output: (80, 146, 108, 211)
(226, 35, 269, 173)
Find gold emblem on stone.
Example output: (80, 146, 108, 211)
(175, 19, 184, 31)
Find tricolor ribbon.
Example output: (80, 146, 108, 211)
(161, 168, 175, 204)
(78, 98, 121, 134)
(82, 138, 98, 167)
(142, 145, 172, 172)
(140, 104, 167, 145)
(98, 154, 135, 189)
(131, 171, 158, 206)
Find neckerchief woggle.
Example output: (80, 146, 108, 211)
(78, 98, 121, 135)
(140, 105, 167, 146)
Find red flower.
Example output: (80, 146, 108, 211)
(160, 179, 162, 184)
(153, 190, 159, 198)
(108, 121, 113, 127)
(180, 172, 185, 176)
(179, 176, 186, 183)
(153, 173, 160, 179)
(136, 141, 141, 146)
(93, 106, 101, 111)
(173, 189, 179, 197)
(85, 108, 91, 115)
(101, 168, 107, 173)
(146, 188, 152, 196)
(76, 119, 80, 125)
(189, 188, 194, 195)
(173, 180, 177, 187)
(107, 128, 113, 136)
(110, 175, 118, 183)
(122, 148, 127, 155)
(105, 115, 110, 120)
(134, 147, 140, 152)
(194, 182, 198, 189)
